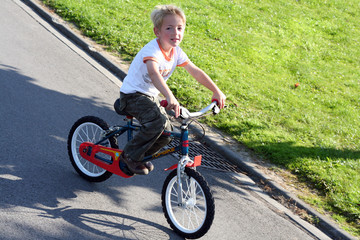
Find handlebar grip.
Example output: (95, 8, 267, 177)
(160, 100, 168, 107)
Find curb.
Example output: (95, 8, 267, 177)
(22, 1, 357, 239)
(191, 123, 356, 240)
(22, 0, 128, 81)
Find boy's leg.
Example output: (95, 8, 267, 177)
(120, 93, 172, 162)
(144, 105, 172, 156)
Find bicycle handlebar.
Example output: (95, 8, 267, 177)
(160, 100, 220, 119)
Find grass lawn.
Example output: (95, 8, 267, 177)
(42, 0, 360, 236)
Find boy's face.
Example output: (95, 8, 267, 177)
(154, 14, 185, 52)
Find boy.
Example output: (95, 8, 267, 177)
(119, 5, 226, 175)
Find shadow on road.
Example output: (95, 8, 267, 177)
(0, 64, 185, 238)
(0, 64, 255, 239)
(35, 206, 178, 239)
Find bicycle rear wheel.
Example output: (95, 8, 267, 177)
(67, 116, 117, 182)
(161, 168, 215, 239)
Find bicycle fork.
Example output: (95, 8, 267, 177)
(176, 155, 198, 207)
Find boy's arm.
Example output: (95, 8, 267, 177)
(183, 62, 226, 109)
(146, 60, 180, 117)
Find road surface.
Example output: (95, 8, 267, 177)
(0, 0, 331, 239)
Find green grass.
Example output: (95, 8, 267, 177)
(42, 0, 360, 236)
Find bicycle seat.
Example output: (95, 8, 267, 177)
(113, 98, 133, 117)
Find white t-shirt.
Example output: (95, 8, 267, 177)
(120, 38, 190, 96)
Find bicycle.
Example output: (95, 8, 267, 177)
(67, 99, 221, 239)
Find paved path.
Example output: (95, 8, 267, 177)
(0, 0, 332, 239)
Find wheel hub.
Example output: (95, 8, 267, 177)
(185, 198, 196, 208)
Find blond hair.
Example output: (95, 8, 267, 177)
(151, 5, 186, 29)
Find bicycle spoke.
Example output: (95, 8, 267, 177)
(81, 127, 88, 140)
(185, 209, 195, 229)
(91, 126, 97, 142)
(194, 204, 205, 214)
(192, 207, 202, 227)
(77, 133, 85, 143)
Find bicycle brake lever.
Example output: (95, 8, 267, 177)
(212, 105, 220, 115)
(180, 107, 191, 119)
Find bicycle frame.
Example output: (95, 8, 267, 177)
(78, 116, 202, 179)
(70, 101, 219, 238)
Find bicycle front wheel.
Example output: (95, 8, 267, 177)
(67, 116, 117, 182)
(161, 168, 215, 239)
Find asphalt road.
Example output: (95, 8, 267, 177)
(0, 0, 331, 239)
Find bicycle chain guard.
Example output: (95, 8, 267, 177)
(79, 142, 133, 178)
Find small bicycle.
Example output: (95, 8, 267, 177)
(67, 99, 221, 239)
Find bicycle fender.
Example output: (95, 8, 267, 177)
(164, 155, 202, 171)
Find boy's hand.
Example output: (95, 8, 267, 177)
(212, 90, 226, 109)
(166, 96, 180, 118)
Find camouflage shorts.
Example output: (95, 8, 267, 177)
(119, 92, 172, 161)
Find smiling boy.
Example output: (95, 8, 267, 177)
(118, 5, 226, 175)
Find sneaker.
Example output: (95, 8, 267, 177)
(120, 153, 149, 175)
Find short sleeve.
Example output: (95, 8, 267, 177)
(176, 47, 190, 67)
(142, 41, 160, 63)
